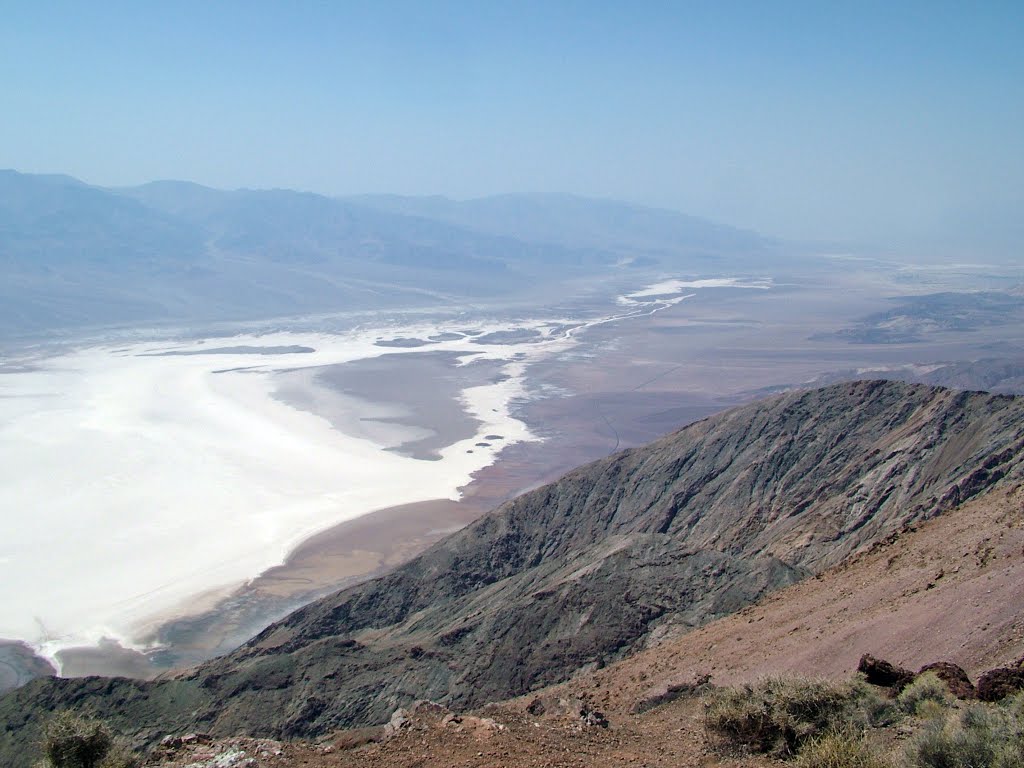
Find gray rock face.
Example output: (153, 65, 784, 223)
(3, 381, 1023, 765)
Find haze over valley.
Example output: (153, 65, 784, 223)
(2, 6, 1023, 766)
(1, 170, 1022, 683)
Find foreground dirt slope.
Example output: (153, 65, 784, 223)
(146, 481, 1024, 767)
(147, 698, 772, 768)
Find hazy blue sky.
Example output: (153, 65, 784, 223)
(2, 1, 1022, 256)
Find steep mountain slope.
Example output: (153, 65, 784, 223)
(2, 381, 1023, 765)
(141, 480, 1024, 768)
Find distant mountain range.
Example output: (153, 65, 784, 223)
(2, 379, 1021, 765)
(347, 192, 767, 257)
(0, 171, 776, 338)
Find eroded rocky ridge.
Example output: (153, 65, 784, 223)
(2, 380, 1023, 765)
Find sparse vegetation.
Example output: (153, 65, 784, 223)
(707, 676, 1024, 767)
(36, 711, 136, 768)
(795, 729, 893, 768)
(897, 673, 952, 716)
(703, 676, 891, 757)
(95, 743, 138, 768)
(906, 701, 1024, 768)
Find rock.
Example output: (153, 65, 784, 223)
(582, 709, 609, 728)
(188, 748, 249, 768)
(438, 712, 503, 735)
(918, 662, 976, 699)
(977, 666, 1024, 702)
(159, 734, 183, 750)
(468, 716, 503, 732)
(519, 694, 605, 727)
(383, 701, 455, 739)
(632, 673, 713, 713)
(858, 654, 915, 691)
(383, 708, 411, 738)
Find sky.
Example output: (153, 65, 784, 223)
(1, 1, 1022, 256)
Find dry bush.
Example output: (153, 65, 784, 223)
(96, 743, 139, 768)
(795, 729, 893, 768)
(37, 711, 137, 768)
(703, 677, 890, 758)
(41, 711, 112, 768)
(906, 702, 1024, 768)
(1002, 689, 1024, 719)
(897, 673, 953, 716)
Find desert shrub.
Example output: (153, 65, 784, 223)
(898, 673, 952, 715)
(858, 686, 901, 728)
(704, 677, 888, 757)
(1001, 689, 1024, 720)
(37, 711, 138, 768)
(915, 700, 950, 722)
(40, 711, 113, 768)
(795, 729, 893, 768)
(906, 702, 1024, 768)
(96, 743, 139, 768)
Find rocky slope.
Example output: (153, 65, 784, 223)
(141, 477, 1024, 768)
(567, 481, 1024, 713)
(3, 380, 1024, 766)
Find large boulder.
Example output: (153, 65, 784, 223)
(858, 654, 915, 692)
(976, 666, 1024, 702)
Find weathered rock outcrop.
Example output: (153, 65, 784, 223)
(977, 664, 1024, 701)
(3, 381, 1023, 766)
(860, 658, 979, 699)
(858, 654, 916, 691)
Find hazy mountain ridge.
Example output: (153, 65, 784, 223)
(0, 171, 776, 338)
(2, 380, 1022, 765)
(347, 192, 771, 260)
